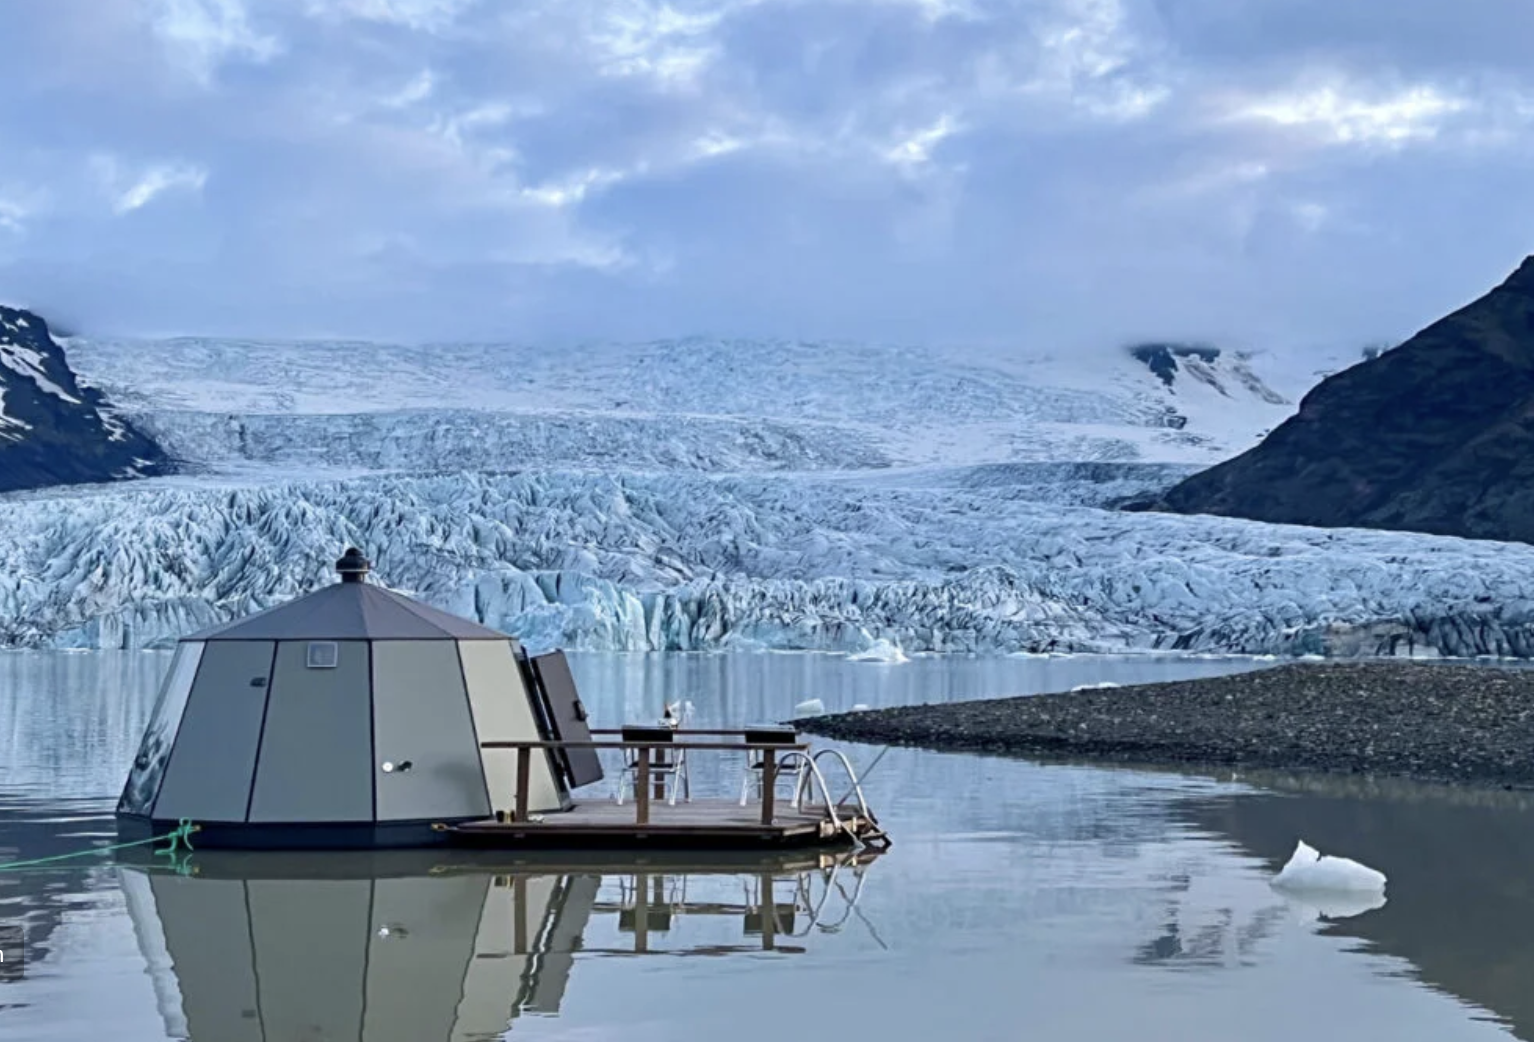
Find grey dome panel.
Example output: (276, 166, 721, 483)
(370, 640, 492, 822)
(152, 640, 275, 823)
(185, 582, 510, 642)
(118, 642, 204, 817)
(247, 641, 375, 823)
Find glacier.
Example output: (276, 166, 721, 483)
(4, 469, 1534, 659)
(5, 331, 1515, 659)
(61, 334, 1349, 471)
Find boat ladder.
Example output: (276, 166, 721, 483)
(780, 748, 892, 851)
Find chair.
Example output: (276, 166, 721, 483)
(738, 726, 808, 809)
(615, 725, 691, 806)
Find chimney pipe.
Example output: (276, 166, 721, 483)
(336, 547, 370, 583)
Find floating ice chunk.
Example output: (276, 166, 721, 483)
(1271, 840, 1386, 894)
(794, 698, 826, 716)
(1070, 681, 1121, 692)
(850, 703, 871, 712)
(849, 638, 909, 663)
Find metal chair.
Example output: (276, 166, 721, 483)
(738, 726, 808, 809)
(615, 724, 691, 806)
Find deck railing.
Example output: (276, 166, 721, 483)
(480, 731, 811, 827)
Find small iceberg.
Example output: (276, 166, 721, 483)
(1070, 681, 1120, 692)
(1271, 840, 1386, 895)
(793, 698, 826, 716)
(850, 703, 871, 712)
(849, 638, 909, 664)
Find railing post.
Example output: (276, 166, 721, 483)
(760, 748, 777, 825)
(636, 747, 651, 826)
(515, 745, 530, 822)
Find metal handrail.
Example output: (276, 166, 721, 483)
(811, 749, 876, 822)
(778, 751, 841, 830)
(778, 748, 881, 851)
(781, 749, 873, 817)
(775, 750, 871, 848)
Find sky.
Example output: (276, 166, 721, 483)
(0, 0, 1531, 351)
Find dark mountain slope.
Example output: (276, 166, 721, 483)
(1147, 257, 1534, 543)
(0, 305, 172, 492)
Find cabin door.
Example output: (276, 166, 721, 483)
(528, 651, 606, 790)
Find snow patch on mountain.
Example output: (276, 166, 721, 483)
(2, 470, 1530, 658)
(0, 306, 171, 490)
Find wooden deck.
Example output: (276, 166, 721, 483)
(446, 799, 882, 850)
(462, 732, 890, 851)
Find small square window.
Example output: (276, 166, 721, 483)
(306, 641, 339, 669)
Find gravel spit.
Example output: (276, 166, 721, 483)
(795, 661, 1534, 790)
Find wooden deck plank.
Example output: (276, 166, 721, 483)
(445, 798, 873, 850)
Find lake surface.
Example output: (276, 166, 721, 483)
(0, 650, 1529, 1041)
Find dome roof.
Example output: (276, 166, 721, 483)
(183, 547, 510, 641)
(184, 580, 510, 641)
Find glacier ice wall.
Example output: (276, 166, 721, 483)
(5, 470, 1534, 658)
(132, 408, 895, 475)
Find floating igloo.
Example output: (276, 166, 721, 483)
(116, 549, 604, 848)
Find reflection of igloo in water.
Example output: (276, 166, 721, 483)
(118, 850, 885, 1041)
(120, 856, 597, 1042)
(116, 549, 588, 848)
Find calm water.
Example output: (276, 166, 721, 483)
(0, 650, 1528, 1041)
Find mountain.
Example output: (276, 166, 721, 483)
(1147, 258, 1534, 543)
(0, 306, 172, 493)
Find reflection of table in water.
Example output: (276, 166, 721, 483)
(601, 856, 877, 954)
(116, 849, 883, 1041)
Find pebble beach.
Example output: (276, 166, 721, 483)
(796, 661, 1534, 790)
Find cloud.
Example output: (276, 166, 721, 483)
(91, 156, 209, 213)
(0, 201, 31, 236)
(303, 0, 480, 33)
(144, 0, 282, 82)
(1221, 78, 1471, 148)
(0, 0, 1528, 348)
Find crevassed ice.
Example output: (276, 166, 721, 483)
(1, 470, 1530, 658)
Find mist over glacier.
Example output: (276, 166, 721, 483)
(7, 333, 1515, 658)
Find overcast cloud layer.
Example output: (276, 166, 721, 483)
(0, 0, 1530, 350)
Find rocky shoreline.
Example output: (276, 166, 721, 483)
(794, 661, 1534, 790)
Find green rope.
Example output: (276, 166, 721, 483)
(0, 819, 199, 872)
(155, 819, 197, 857)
